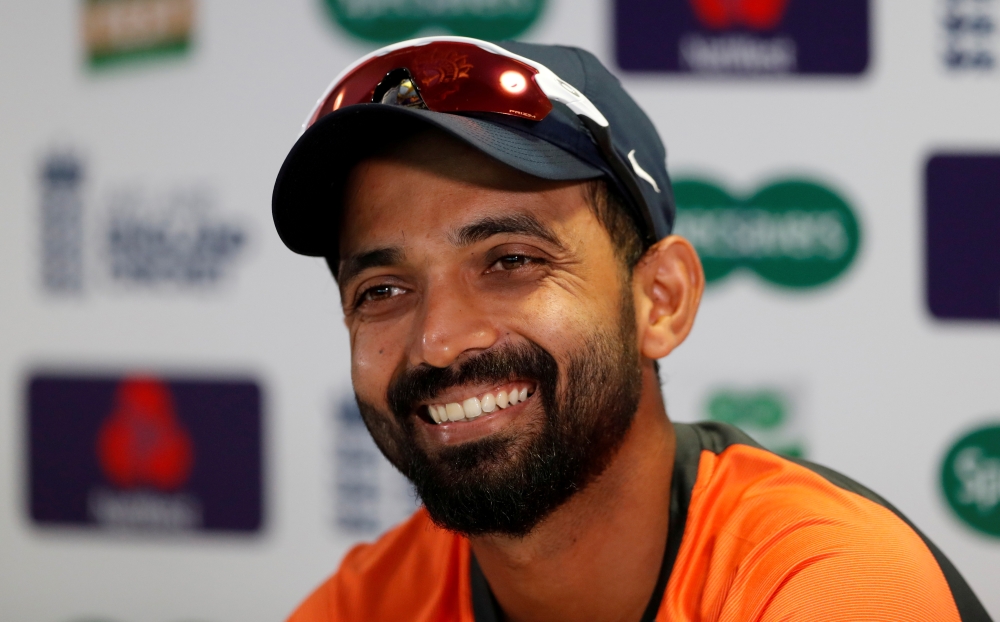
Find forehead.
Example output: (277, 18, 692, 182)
(338, 131, 596, 258)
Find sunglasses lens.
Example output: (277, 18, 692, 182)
(309, 42, 553, 127)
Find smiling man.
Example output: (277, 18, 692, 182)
(272, 38, 990, 622)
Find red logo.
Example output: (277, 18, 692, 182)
(413, 50, 473, 100)
(690, 0, 790, 30)
(96, 377, 194, 491)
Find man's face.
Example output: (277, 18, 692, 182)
(339, 132, 644, 536)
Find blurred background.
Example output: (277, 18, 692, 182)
(2, 0, 999, 620)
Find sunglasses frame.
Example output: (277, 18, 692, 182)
(303, 36, 609, 132)
(303, 36, 657, 243)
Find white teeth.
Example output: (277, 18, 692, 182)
(463, 397, 482, 419)
(428, 385, 533, 424)
(481, 393, 496, 413)
(445, 402, 465, 422)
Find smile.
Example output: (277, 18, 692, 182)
(425, 383, 536, 424)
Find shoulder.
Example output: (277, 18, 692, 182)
(288, 508, 474, 622)
(666, 423, 968, 621)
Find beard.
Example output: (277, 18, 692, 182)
(355, 293, 644, 538)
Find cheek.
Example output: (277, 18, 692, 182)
(350, 325, 405, 405)
(506, 284, 615, 358)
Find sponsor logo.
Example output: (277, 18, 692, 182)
(105, 186, 247, 287)
(37, 150, 249, 295)
(628, 150, 661, 193)
(323, 0, 545, 43)
(926, 154, 1000, 320)
(941, 422, 1000, 537)
(28, 373, 263, 532)
(97, 378, 194, 491)
(672, 177, 861, 288)
(615, 0, 869, 75)
(941, 0, 996, 70)
(40, 152, 86, 294)
(333, 398, 417, 534)
(703, 386, 805, 458)
(82, 0, 195, 70)
(690, 0, 790, 30)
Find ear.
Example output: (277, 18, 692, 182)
(632, 235, 705, 360)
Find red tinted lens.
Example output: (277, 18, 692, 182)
(309, 42, 553, 127)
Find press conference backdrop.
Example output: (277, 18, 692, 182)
(1, 1, 998, 620)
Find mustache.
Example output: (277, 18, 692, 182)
(387, 341, 558, 420)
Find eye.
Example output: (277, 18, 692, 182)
(356, 284, 406, 306)
(489, 254, 536, 271)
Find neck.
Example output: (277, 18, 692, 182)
(469, 366, 676, 622)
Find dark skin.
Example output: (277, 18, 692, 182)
(339, 131, 705, 622)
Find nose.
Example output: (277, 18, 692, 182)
(412, 276, 499, 369)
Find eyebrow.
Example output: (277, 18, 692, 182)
(451, 214, 565, 250)
(339, 214, 564, 285)
(338, 246, 404, 285)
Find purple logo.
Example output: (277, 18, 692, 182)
(615, 0, 870, 75)
(28, 373, 263, 532)
(926, 154, 1000, 321)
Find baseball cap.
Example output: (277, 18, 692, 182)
(272, 39, 675, 260)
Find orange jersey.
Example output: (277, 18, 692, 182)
(289, 422, 991, 621)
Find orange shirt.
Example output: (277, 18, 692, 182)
(289, 422, 991, 621)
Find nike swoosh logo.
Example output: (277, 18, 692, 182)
(628, 149, 660, 193)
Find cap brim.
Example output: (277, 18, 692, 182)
(272, 104, 604, 257)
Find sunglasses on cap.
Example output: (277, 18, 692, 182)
(303, 36, 658, 242)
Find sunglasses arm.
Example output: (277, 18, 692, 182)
(533, 72, 610, 128)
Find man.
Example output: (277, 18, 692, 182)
(272, 37, 990, 621)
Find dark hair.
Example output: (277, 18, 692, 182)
(582, 178, 648, 272)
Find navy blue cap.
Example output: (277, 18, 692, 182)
(272, 41, 674, 258)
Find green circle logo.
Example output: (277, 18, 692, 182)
(703, 387, 805, 458)
(323, 0, 546, 43)
(707, 389, 787, 429)
(673, 178, 862, 288)
(941, 422, 1000, 537)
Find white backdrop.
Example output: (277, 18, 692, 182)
(1, 1, 998, 620)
